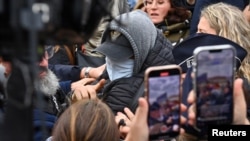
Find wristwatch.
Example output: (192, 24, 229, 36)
(84, 67, 92, 78)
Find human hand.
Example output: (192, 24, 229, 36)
(115, 107, 134, 139)
(123, 97, 188, 141)
(124, 97, 149, 141)
(71, 78, 96, 90)
(232, 78, 250, 125)
(71, 79, 106, 104)
(187, 78, 250, 125)
(187, 89, 196, 126)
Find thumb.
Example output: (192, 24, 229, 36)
(234, 78, 244, 101)
(94, 79, 106, 92)
(133, 98, 148, 123)
(233, 78, 247, 124)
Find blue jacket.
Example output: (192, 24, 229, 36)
(49, 64, 82, 82)
(33, 88, 69, 141)
(33, 109, 57, 141)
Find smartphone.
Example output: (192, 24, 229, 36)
(193, 44, 236, 130)
(144, 65, 182, 141)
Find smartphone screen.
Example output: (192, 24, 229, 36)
(145, 65, 181, 141)
(193, 45, 235, 129)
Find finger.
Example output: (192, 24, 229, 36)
(180, 115, 187, 125)
(85, 86, 97, 99)
(71, 82, 82, 90)
(125, 97, 149, 141)
(117, 111, 127, 117)
(181, 73, 186, 85)
(94, 79, 106, 91)
(89, 92, 96, 99)
(188, 112, 196, 125)
(116, 111, 132, 127)
(71, 78, 95, 88)
(234, 78, 244, 100)
(117, 112, 129, 122)
(180, 103, 187, 113)
(120, 126, 130, 133)
(124, 107, 135, 120)
(233, 78, 247, 124)
(187, 90, 195, 104)
(81, 78, 96, 85)
(180, 128, 185, 134)
(116, 112, 127, 120)
(75, 91, 84, 100)
(119, 126, 130, 139)
(188, 104, 196, 125)
(75, 88, 89, 100)
(115, 114, 124, 124)
(133, 98, 148, 123)
(71, 93, 77, 104)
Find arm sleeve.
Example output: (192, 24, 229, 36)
(49, 64, 82, 82)
(59, 81, 72, 95)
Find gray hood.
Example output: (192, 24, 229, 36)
(101, 10, 157, 74)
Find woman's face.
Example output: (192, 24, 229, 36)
(145, 0, 171, 24)
(197, 16, 217, 34)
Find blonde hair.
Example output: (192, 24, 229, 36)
(201, 2, 250, 83)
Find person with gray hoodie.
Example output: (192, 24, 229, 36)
(92, 9, 175, 114)
(71, 10, 175, 115)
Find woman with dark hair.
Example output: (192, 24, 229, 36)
(141, 0, 193, 45)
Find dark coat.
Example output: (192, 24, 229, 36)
(101, 32, 175, 114)
(33, 88, 69, 141)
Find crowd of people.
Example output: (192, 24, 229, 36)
(0, 0, 250, 141)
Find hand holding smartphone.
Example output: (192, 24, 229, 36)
(193, 44, 236, 132)
(144, 65, 182, 141)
